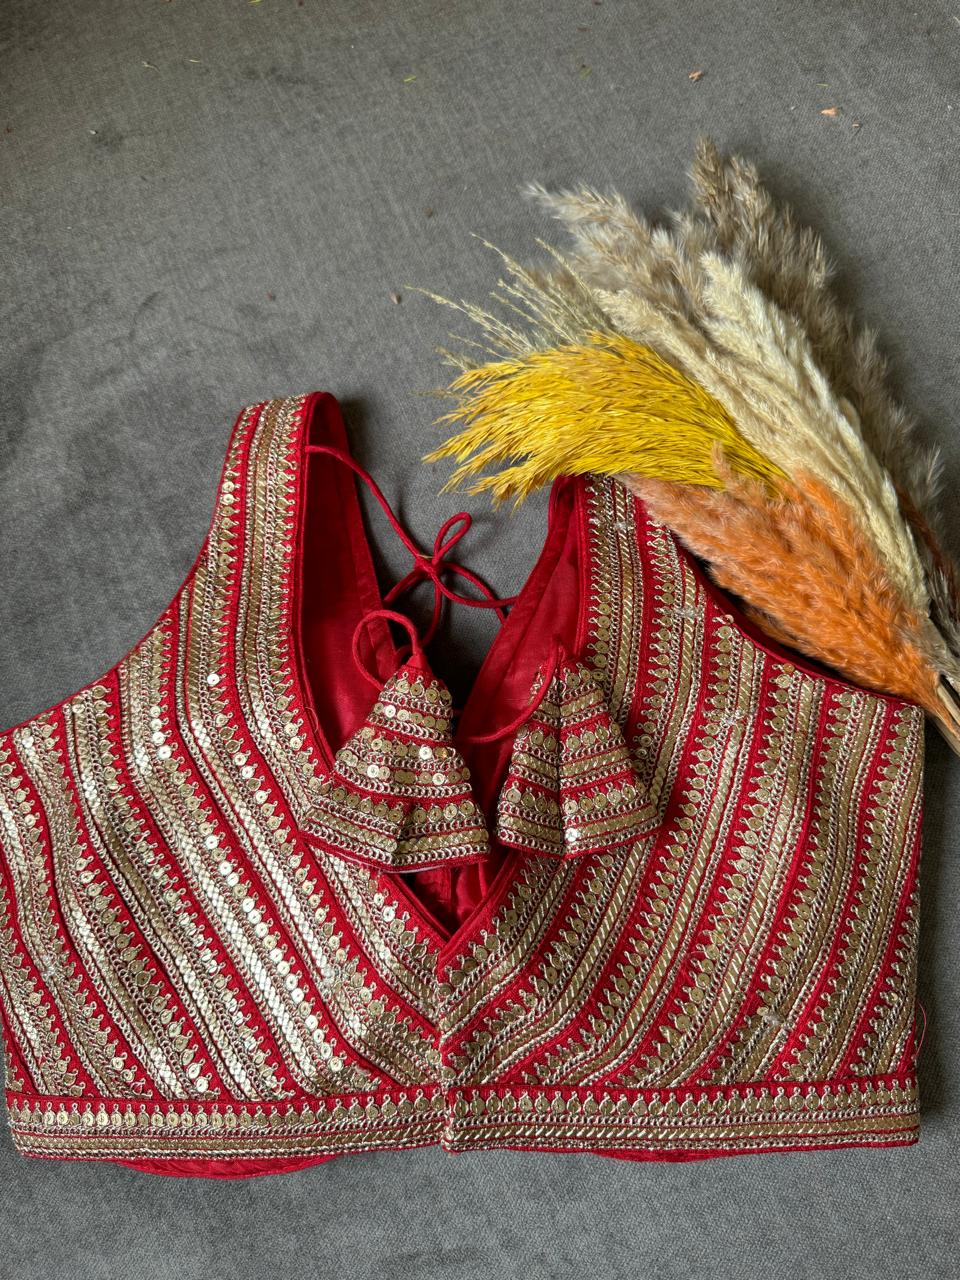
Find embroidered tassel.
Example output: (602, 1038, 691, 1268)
(495, 660, 659, 857)
(301, 662, 489, 872)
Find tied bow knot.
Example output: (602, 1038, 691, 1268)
(383, 512, 498, 647)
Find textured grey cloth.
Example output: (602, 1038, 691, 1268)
(2, 2, 959, 1277)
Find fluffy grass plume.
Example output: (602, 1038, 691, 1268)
(630, 455, 940, 715)
(425, 330, 785, 503)
(413, 139, 960, 751)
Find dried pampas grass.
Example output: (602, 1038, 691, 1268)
(411, 138, 960, 753)
(426, 330, 784, 501)
(630, 454, 939, 715)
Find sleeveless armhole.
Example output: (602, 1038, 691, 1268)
(0, 398, 266, 1116)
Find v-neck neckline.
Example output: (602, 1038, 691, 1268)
(277, 392, 588, 955)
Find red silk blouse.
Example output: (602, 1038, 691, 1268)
(0, 392, 924, 1177)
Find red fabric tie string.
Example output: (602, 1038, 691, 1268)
(351, 608, 425, 690)
(307, 442, 557, 742)
(306, 444, 517, 647)
(456, 642, 565, 744)
(383, 510, 513, 645)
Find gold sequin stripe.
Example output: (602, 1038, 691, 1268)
(209, 399, 311, 821)
(719, 686, 868, 1084)
(580, 479, 811, 1089)
(0, 881, 38, 1090)
(861, 877, 920, 1077)
(437, 856, 583, 1059)
(6, 1085, 447, 1160)
(593, 670, 768, 1090)
(120, 623, 301, 1099)
(783, 700, 924, 1081)
(627, 519, 712, 818)
(175, 595, 369, 1096)
(172, 604, 320, 1095)
(756, 693, 912, 1085)
(437, 861, 583, 1087)
(184, 573, 446, 1087)
(5, 1076, 917, 1159)
(833, 704, 923, 1081)
(680, 651, 816, 1087)
(2, 713, 143, 1098)
(177, 613, 440, 1091)
(542, 670, 773, 1090)
(624, 623, 788, 1089)
(0, 992, 28, 1091)
(63, 677, 238, 1100)
(188, 400, 405, 1086)
(176, 404, 343, 1093)
(484, 844, 664, 1087)
(566, 522, 735, 1088)
(186, 397, 263, 784)
(183, 398, 313, 840)
(120, 625, 304, 1102)
(645, 660, 902, 1089)
(187, 403, 442, 1089)
(441, 1077, 919, 1153)
(854, 784, 923, 1077)
(235, 397, 322, 812)
(0, 731, 86, 1096)
(442, 844, 659, 1086)
(111, 634, 300, 1102)
(528, 669, 767, 1089)
(316, 850, 444, 1056)
(582, 479, 645, 726)
(582, 496, 923, 1094)
(587, 648, 770, 1089)
(655, 661, 828, 1089)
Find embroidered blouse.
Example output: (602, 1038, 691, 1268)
(0, 392, 924, 1178)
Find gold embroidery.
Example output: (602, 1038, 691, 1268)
(177, 398, 441, 1089)
(0, 734, 85, 1096)
(432, 478, 924, 1118)
(2, 714, 134, 1098)
(0, 409, 926, 1168)
(5, 1076, 917, 1160)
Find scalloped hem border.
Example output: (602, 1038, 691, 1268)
(5, 1074, 919, 1168)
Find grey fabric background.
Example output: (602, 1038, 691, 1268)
(2, 2, 959, 1277)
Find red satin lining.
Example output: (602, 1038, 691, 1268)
(113, 1153, 342, 1180)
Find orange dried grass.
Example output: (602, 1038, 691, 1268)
(628, 455, 939, 714)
